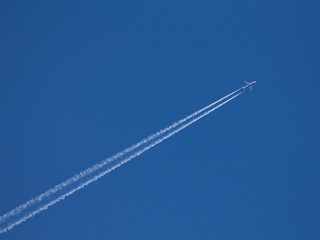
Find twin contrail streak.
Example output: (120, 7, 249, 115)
(0, 88, 243, 234)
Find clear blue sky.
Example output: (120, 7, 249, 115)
(1, 0, 319, 239)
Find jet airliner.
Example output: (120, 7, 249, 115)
(242, 81, 256, 91)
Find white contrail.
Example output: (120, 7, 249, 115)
(0, 88, 243, 234)
(0, 87, 241, 226)
(0, 87, 241, 224)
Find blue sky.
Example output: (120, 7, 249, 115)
(1, 0, 319, 239)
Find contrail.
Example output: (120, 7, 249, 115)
(0, 88, 243, 234)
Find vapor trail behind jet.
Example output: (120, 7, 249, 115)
(0, 88, 243, 234)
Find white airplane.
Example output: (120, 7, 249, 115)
(242, 81, 256, 91)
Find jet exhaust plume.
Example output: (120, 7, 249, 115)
(0, 88, 243, 234)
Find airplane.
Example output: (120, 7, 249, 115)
(242, 81, 256, 91)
